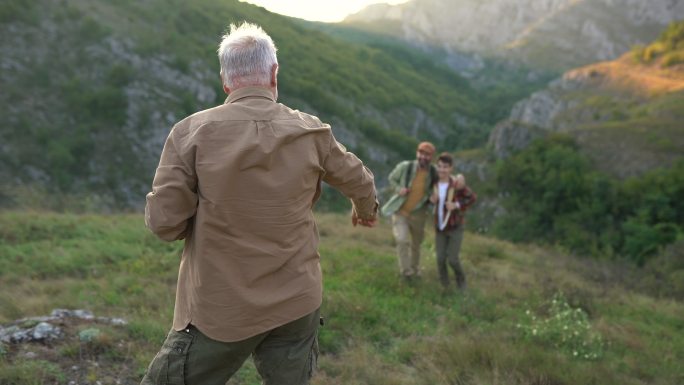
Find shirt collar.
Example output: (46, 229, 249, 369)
(224, 86, 276, 104)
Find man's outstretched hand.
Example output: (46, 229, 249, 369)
(351, 211, 378, 228)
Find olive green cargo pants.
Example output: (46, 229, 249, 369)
(392, 209, 428, 277)
(140, 308, 320, 385)
(435, 226, 466, 288)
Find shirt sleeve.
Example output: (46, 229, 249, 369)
(387, 161, 405, 192)
(145, 128, 198, 241)
(322, 133, 378, 220)
(459, 186, 477, 210)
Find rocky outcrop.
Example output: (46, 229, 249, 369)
(345, 0, 684, 71)
(0, 309, 132, 385)
(488, 120, 543, 159)
(0, 7, 219, 207)
(0, 309, 127, 344)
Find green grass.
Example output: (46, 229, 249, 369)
(0, 211, 683, 384)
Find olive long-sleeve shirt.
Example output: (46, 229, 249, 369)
(145, 86, 377, 342)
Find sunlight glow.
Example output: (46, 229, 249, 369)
(239, 0, 409, 23)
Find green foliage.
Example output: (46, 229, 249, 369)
(495, 134, 596, 243)
(517, 293, 604, 360)
(78, 327, 102, 342)
(631, 20, 684, 65)
(496, 135, 684, 263)
(662, 51, 684, 67)
(658, 20, 684, 51)
(0, 0, 36, 23)
(637, 240, 684, 299)
(619, 161, 684, 264)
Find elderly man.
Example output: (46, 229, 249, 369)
(141, 22, 378, 385)
(381, 142, 437, 282)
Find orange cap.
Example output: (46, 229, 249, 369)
(417, 141, 436, 155)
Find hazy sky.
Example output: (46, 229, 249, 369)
(240, 0, 409, 22)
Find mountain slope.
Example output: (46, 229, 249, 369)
(489, 21, 684, 178)
(345, 0, 684, 71)
(1, 212, 683, 384)
(0, 0, 492, 209)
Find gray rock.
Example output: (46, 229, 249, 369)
(95, 315, 126, 325)
(2, 309, 126, 346)
(488, 120, 546, 159)
(30, 322, 62, 341)
(52, 309, 95, 320)
(0, 326, 19, 343)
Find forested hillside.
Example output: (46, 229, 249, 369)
(0, 0, 530, 210)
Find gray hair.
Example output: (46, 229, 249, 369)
(217, 22, 278, 89)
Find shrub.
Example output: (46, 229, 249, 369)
(662, 52, 684, 67)
(631, 44, 646, 63)
(496, 136, 684, 263)
(517, 293, 604, 360)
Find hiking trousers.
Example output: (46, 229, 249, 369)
(140, 308, 320, 385)
(435, 226, 466, 288)
(392, 209, 427, 277)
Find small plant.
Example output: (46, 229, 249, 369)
(517, 292, 604, 360)
(78, 328, 101, 342)
(78, 327, 115, 359)
(485, 244, 504, 259)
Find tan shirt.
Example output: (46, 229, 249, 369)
(145, 87, 377, 342)
(398, 168, 428, 216)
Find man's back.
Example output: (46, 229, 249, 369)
(146, 87, 376, 342)
(141, 22, 377, 385)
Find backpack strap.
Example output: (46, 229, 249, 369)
(429, 165, 438, 186)
(404, 161, 414, 188)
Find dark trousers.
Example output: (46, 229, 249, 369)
(435, 226, 466, 288)
(140, 308, 320, 385)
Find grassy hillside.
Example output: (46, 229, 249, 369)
(1, 211, 683, 384)
(0, 0, 514, 210)
(632, 20, 684, 67)
(550, 59, 684, 179)
(568, 20, 684, 175)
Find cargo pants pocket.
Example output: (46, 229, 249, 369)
(141, 329, 194, 385)
(308, 330, 319, 379)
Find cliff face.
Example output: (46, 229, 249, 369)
(346, 0, 684, 71)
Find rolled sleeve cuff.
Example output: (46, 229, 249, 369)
(352, 197, 379, 221)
